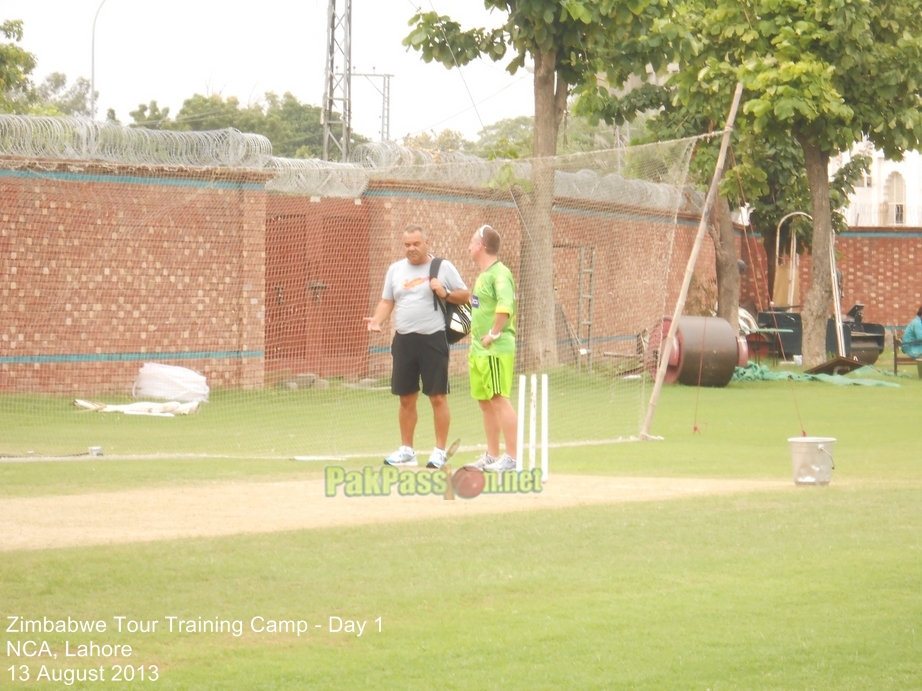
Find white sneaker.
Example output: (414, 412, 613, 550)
(484, 454, 517, 472)
(384, 445, 418, 466)
(426, 448, 447, 469)
(464, 453, 497, 470)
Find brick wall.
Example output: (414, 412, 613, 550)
(2, 160, 714, 394)
(738, 226, 922, 335)
(1, 160, 269, 394)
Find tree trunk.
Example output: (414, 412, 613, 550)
(711, 195, 740, 328)
(517, 49, 565, 372)
(798, 136, 833, 368)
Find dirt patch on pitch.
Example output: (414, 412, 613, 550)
(0, 475, 788, 552)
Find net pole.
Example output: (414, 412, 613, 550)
(541, 373, 549, 482)
(516, 374, 526, 472)
(529, 372, 537, 470)
(640, 82, 745, 440)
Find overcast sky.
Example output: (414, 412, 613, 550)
(4, 0, 534, 143)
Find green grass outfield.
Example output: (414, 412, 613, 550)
(0, 366, 650, 460)
(2, 370, 921, 689)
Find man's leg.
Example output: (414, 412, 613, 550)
(478, 399, 501, 458)
(430, 394, 449, 450)
(419, 332, 451, 452)
(489, 394, 518, 461)
(398, 392, 419, 448)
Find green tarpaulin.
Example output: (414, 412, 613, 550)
(732, 362, 900, 387)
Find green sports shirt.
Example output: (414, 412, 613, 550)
(469, 261, 516, 356)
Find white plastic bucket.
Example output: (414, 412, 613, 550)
(788, 436, 835, 485)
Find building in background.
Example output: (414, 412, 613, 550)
(835, 146, 922, 227)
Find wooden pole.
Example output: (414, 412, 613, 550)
(830, 232, 845, 357)
(640, 82, 745, 440)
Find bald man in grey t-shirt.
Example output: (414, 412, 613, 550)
(365, 225, 470, 469)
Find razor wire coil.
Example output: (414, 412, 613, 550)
(0, 115, 272, 168)
(0, 115, 704, 207)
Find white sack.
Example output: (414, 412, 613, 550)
(132, 363, 209, 403)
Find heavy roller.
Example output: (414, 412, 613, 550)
(649, 316, 748, 387)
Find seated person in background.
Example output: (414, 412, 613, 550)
(900, 305, 922, 359)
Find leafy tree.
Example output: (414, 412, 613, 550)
(558, 111, 629, 152)
(404, 0, 671, 369)
(586, 75, 868, 329)
(1, 25, 90, 117)
(129, 92, 359, 160)
(472, 112, 630, 159)
(472, 115, 534, 159)
(403, 128, 472, 153)
(730, 140, 868, 300)
(263, 92, 328, 159)
(662, 0, 922, 367)
(0, 19, 36, 113)
(171, 93, 256, 132)
(32, 72, 91, 116)
(129, 101, 172, 129)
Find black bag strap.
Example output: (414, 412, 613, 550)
(429, 257, 444, 312)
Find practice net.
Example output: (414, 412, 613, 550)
(0, 116, 716, 460)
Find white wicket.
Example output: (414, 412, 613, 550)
(516, 373, 549, 481)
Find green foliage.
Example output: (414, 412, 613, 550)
(403, 2, 676, 370)
(577, 0, 886, 252)
(172, 93, 253, 131)
(573, 80, 671, 128)
(828, 152, 871, 231)
(404, 12, 507, 68)
(663, 0, 908, 254)
(469, 113, 630, 159)
(558, 111, 627, 151)
(128, 92, 364, 159)
(472, 115, 534, 158)
(402, 128, 472, 152)
(262, 92, 330, 159)
(30, 72, 92, 116)
(671, 0, 922, 158)
(404, 1, 671, 88)
(730, 137, 816, 246)
(0, 19, 36, 114)
(710, 137, 871, 249)
(129, 100, 172, 129)
(0, 25, 89, 117)
(484, 161, 534, 192)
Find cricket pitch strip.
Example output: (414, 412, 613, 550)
(0, 475, 789, 552)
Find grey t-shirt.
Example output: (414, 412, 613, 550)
(382, 257, 467, 335)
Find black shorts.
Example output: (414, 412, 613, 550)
(391, 332, 450, 397)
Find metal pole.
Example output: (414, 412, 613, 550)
(90, 0, 109, 120)
(322, 0, 353, 161)
(640, 82, 745, 440)
(774, 211, 812, 308)
(381, 74, 390, 141)
(353, 73, 394, 141)
(321, 0, 336, 160)
(787, 232, 796, 307)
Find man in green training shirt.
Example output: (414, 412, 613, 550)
(465, 224, 519, 472)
